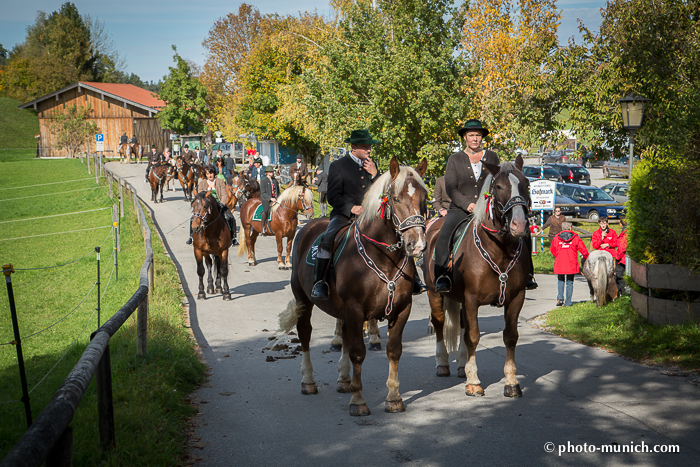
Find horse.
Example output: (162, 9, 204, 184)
(131, 143, 143, 163)
(582, 250, 617, 307)
(176, 157, 196, 202)
(148, 163, 171, 203)
(165, 159, 177, 192)
(117, 143, 131, 164)
(423, 155, 531, 398)
(278, 157, 428, 416)
(237, 184, 314, 269)
(191, 191, 232, 300)
(225, 171, 260, 211)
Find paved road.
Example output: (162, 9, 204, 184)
(109, 162, 699, 467)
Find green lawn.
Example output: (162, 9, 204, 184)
(0, 156, 205, 465)
(0, 98, 39, 155)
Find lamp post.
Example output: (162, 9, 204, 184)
(618, 93, 649, 179)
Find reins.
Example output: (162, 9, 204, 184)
(191, 197, 222, 234)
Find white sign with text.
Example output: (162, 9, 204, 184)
(529, 179, 556, 211)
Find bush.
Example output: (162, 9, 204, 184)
(627, 148, 700, 270)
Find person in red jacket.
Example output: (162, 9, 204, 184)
(614, 218, 628, 296)
(592, 216, 618, 257)
(551, 222, 589, 306)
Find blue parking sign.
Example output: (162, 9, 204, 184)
(96, 134, 104, 142)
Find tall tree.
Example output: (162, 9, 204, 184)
(156, 46, 208, 135)
(49, 103, 99, 158)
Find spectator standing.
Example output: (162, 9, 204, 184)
(205, 142, 213, 164)
(614, 218, 628, 296)
(225, 151, 236, 175)
(543, 207, 566, 239)
(551, 221, 589, 306)
(433, 175, 451, 217)
(592, 216, 618, 257)
(313, 167, 328, 217)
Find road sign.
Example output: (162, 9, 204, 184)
(96, 134, 104, 151)
(170, 133, 177, 141)
(215, 138, 223, 143)
(529, 179, 556, 211)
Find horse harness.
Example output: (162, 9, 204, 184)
(272, 186, 313, 218)
(192, 197, 221, 234)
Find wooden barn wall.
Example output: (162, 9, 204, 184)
(36, 86, 168, 158)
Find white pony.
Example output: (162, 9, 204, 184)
(582, 250, 618, 307)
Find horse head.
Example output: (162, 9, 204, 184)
(191, 192, 220, 234)
(296, 186, 315, 218)
(359, 156, 429, 258)
(479, 154, 530, 238)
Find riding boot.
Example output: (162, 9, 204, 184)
(527, 255, 538, 290)
(413, 273, 428, 295)
(186, 220, 193, 245)
(226, 216, 239, 247)
(311, 257, 331, 299)
(434, 264, 452, 293)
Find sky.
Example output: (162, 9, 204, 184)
(0, 1, 607, 84)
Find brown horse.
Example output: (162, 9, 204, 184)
(237, 184, 314, 269)
(117, 143, 131, 164)
(191, 191, 232, 300)
(176, 157, 196, 202)
(278, 157, 428, 416)
(148, 163, 171, 203)
(131, 143, 143, 163)
(423, 155, 531, 397)
(225, 171, 260, 211)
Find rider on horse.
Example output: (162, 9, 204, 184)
(249, 157, 264, 184)
(289, 155, 308, 187)
(433, 119, 537, 293)
(129, 134, 138, 144)
(120, 133, 128, 145)
(145, 146, 164, 182)
(260, 166, 281, 235)
(187, 165, 239, 247)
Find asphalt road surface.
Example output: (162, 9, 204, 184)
(108, 162, 699, 467)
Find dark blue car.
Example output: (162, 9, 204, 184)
(557, 183, 625, 220)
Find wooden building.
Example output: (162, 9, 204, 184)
(19, 82, 170, 158)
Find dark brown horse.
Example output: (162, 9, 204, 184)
(176, 157, 196, 202)
(131, 143, 142, 163)
(148, 163, 172, 203)
(279, 157, 428, 416)
(423, 155, 531, 397)
(191, 191, 232, 300)
(237, 185, 314, 269)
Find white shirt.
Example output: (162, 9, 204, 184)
(471, 160, 482, 180)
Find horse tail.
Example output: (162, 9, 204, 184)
(596, 256, 607, 307)
(237, 227, 246, 256)
(443, 297, 461, 354)
(278, 298, 304, 333)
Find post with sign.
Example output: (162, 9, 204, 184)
(529, 180, 557, 253)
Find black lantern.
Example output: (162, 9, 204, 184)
(618, 93, 648, 179)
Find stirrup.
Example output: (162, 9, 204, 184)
(413, 277, 428, 295)
(311, 280, 329, 299)
(185, 237, 193, 245)
(435, 275, 452, 293)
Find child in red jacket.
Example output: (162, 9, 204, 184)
(614, 218, 628, 296)
(551, 222, 589, 306)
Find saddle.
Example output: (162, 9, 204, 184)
(305, 225, 351, 267)
(433, 215, 474, 267)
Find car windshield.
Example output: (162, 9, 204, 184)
(584, 187, 615, 202)
(570, 166, 589, 175)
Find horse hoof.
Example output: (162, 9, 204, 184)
(301, 383, 318, 395)
(465, 384, 485, 397)
(368, 342, 382, 351)
(215, 287, 222, 294)
(278, 265, 285, 270)
(457, 367, 466, 379)
(384, 400, 405, 413)
(349, 404, 371, 416)
(207, 287, 215, 294)
(248, 262, 256, 267)
(329, 343, 342, 352)
(222, 293, 232, 301)
(436, 366, 450, 377)
(504, 384, 522, 398)
(336, 381, 352, 393)
(197, 293, 206, 300)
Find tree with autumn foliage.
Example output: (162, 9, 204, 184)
(460, 0, 562, 156)
(49, 103, 100, 158)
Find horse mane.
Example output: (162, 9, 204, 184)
(357, 166, 427, 227)
(272, 185, 313, 213)
(472, 161, 522, 226)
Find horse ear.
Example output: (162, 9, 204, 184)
(483, 160, 500, 177)
(416, 158, 428, 178)
(514, 154, 524, 171)
(389, 156, 400, 179)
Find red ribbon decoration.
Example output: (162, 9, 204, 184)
(377, 194, 389, 219)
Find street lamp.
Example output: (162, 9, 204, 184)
(618, 93, 649, 179)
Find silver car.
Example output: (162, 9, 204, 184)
(601, 183, 629, 203)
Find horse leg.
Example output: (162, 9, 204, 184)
(367, 318, 381, 351)
(221, 250, 231, 300)
(385, 304, 412, 413)
(205, 255, 215, 295)
(503, 292, 526, 397)
(428, 291, 450, 376)
(159, 180, 165, 203)
(330, 319, 343, 351)
(337, 326, 351, 392)
(294, 296, 317, 395)
(195, 249, 206, 299)
(463, 295, 484, 396)
(248, 230, 258, 266)
(284, 233, 293, 269)
(456, 324, 468, 379)
(275, 230, 285, 269)
(343, 314, 370, 416)
(213, 255, 222, 294)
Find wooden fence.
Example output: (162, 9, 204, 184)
(1, 155, 154, 467)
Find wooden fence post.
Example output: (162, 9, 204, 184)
(147, 257, 154, 304)
(96, 344, 115, 452)
(87, 152, 91, 175)
(108, 174, 113, 199)
(134, 189, 141, 226)
(94, 155, 99, 184)
(137, 295, 148, 356)
(45, 426, 73, 467)
(118, 182, 124, 219)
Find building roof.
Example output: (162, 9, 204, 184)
(18, 82, 165, 114)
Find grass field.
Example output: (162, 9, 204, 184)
(0, 152, 205, 465)
(0, 98, 39, 158)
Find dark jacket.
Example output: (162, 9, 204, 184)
(433, 176, 451, 211)
(181, 150, 195, 164)
(551, 230, 589, 275)
(445, 149, 499, 212)
(314, 171, 328, 192)
(327, 154, 378, 220)
(289, 161, 309, 185)
(225, 155, 235, 173)
(148, 151, 164, 164)
(250, 165, 264, 183)
(260, 176, 281, 205)
(120, 134, 128, 145)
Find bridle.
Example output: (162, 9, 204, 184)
(482, 173, 529, 236)
(273, 186, 314, 218)
(191, 196, 221, 234)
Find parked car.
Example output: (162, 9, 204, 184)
(542, 150, 570, 164)
(546, 163, 591, 185)
(601, 183, 629, 203)
(603, 156, 639, 178)
(578, 150, 605, 168)
(557, 183, 625, 220)
(522, 165, 563, 182)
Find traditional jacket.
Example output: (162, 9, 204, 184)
(445, 149, 499, 212)
(592, 227, 618, 257)
(551, 230, 589, 275)
(181, 150, 196, 164)
(261, 176, 281, 205)
(433, 176, 451, 211)
(250, 165, 264, 183)
(314, 171, 328, 193)
(289, 161, 309, 185)
(197, 178, 228, 205)
(543, 213, 567, 239)
(119, 134, 128, 145)
(326, 154, 378, 220)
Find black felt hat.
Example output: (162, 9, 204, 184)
(344, 129, 380, 145)
(458, 119, 490, 138)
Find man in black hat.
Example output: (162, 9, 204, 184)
(145, 146, 163, 182)
(250, 157, 264, 183)
(312, 166, 328, 217)
(119, 132, 128, 145)
(289, 154, 308, 187)
(433, 119, 537, 292)
(260, 166, 281, 234)
(129, 134, 138, 144)
(181, 144, 195, 164)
